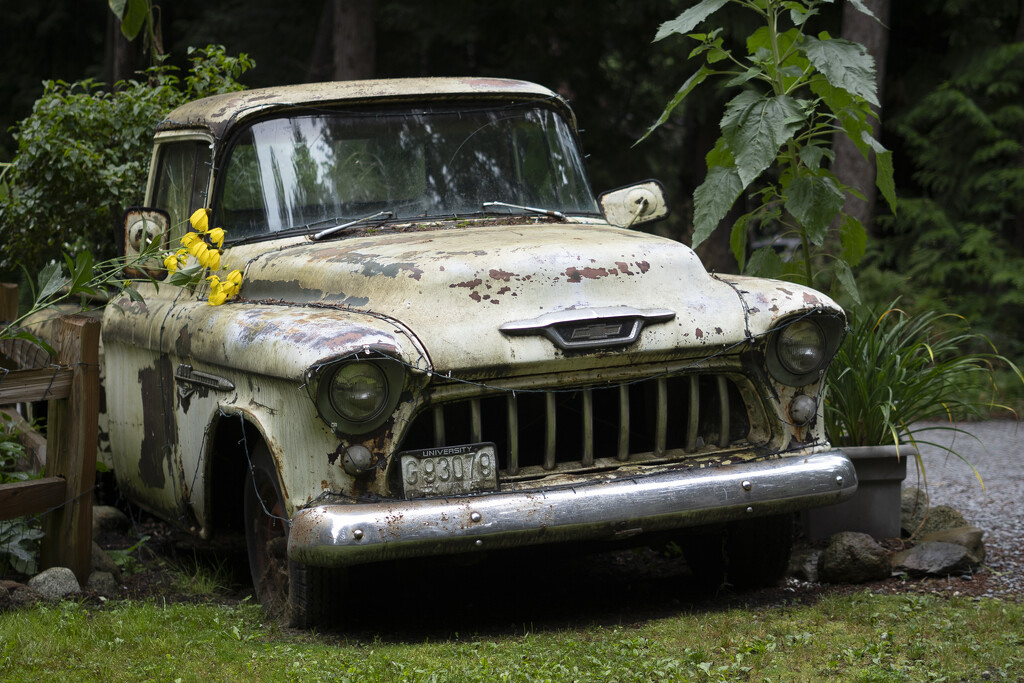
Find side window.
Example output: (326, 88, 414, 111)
(153, 140, 212, 235)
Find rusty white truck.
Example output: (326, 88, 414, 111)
(104, 77, 855, 627)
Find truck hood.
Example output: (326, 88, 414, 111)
(228, 222, 833, 376)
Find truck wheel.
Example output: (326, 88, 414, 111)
(680, 514, 793, 591)
(724, 513, 793, 589)
(243, 443, 337, 628)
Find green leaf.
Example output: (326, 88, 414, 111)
(654, 0, 730, 42)
(856, 131, 897, 213)
(724, 67, 762, 88)
(693, 165, 743, 248)
(839, 214, 867, 266)
(847, 0, 879, 20)
(36, 262, 68, 303)
(107, 0, 128, 20)
(798, 143, 830, 170)
(730, 212, 752, 271)
(745, 246, 784, 278)
(874, 148, 897, 214)
(721, 91, 804, 187)
(167, 263, 204, 288)
(803, 35, 878, 107)
(832, 258, 861, 304)
(119, 0, 149, 41)
(68, 251, 96, 294)
(123, 284, 146, 303)
(637, 66, 711, 144)
(785, 172, 845, 244)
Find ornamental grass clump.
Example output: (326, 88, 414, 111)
(824, 303, 1023, 483)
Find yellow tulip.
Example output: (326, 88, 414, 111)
(204, 249, 222, 271)
(208, 227, 225, 249)
(180, 232, 200, 248)
(208, 289, 228, 306)
(226, 269, 243, 287)
(189, 241, 209, 262)
(163, 253, 179, 272)
(189, 208, 210, 233)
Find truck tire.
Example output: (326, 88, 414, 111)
(680, 514, 793, 591)
(243, 443, 338, 628)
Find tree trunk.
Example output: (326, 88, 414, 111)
(105, 12, 138, 84)
(831, 0, 891, 235)
(332, 0, 376, 80)
(307, 0, 376, 82)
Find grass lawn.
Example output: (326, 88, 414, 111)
(0, 591, 1021, 681)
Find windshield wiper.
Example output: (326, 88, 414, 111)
(481, 201, 566, 221)
(310, 211, 394, 241)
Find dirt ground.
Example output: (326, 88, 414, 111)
(81, 510, 1009, 639)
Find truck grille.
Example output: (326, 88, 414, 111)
(399, 373, 755, 478)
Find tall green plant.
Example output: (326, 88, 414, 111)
(643, 0, 896, 301)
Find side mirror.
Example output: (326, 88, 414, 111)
(598, 180, 670, 228)
(123, 207, 170, 279)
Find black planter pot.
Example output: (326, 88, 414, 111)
(802, 445, 912, 540)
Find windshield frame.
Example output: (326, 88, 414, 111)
(211, 100, 600, 244)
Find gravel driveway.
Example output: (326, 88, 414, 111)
(907, 420, 1024, 599)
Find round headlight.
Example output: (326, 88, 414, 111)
(776, 320, 825, 375)
(328, 363, 389, 423)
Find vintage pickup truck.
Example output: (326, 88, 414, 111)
(104, 77, 856, 626)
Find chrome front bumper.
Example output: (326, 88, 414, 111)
(288, 451, 857, 567)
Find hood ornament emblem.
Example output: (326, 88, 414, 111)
(500, 306, 675, 350)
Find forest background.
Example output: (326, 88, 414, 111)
(1, 0, 1022, 367)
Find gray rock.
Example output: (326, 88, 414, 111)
(92, 505, 131, 535)
(901, 486, 930, 536)
(91, 541, 123, 583)
(27, 567, 81, 601)
(85, 571, 120, 597)
(893, 541, 977, 577)
(921, 526, 985, 564)
(819, 531, 891, 584)
(787, 548, 822, 583)
(0, 584, 11, 612)
(918, 504, 969, 537)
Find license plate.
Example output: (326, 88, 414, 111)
(400, 442, 499, 498)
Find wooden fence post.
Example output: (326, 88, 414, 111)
(0, 282, 16, 322)
(39, 315, 100, 584)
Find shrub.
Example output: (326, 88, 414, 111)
(0, 46, 254, 282)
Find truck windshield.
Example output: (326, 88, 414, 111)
(216, 103, 598, 239)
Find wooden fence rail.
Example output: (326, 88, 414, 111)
(0, 285, 99, 584)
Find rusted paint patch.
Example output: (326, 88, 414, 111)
(489, 268, 515, 282)
(802, 292, 822, 305)
(469, 291, 482, 302)
(328, 443, 344, 466)
(637, 261, 650, 273)
(615, 261, 633, 275)
(695, 328, 704, 339)
(564, 266, 610, 282)
(451, 278, 483, 289)
(137, 356, 177, 489)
